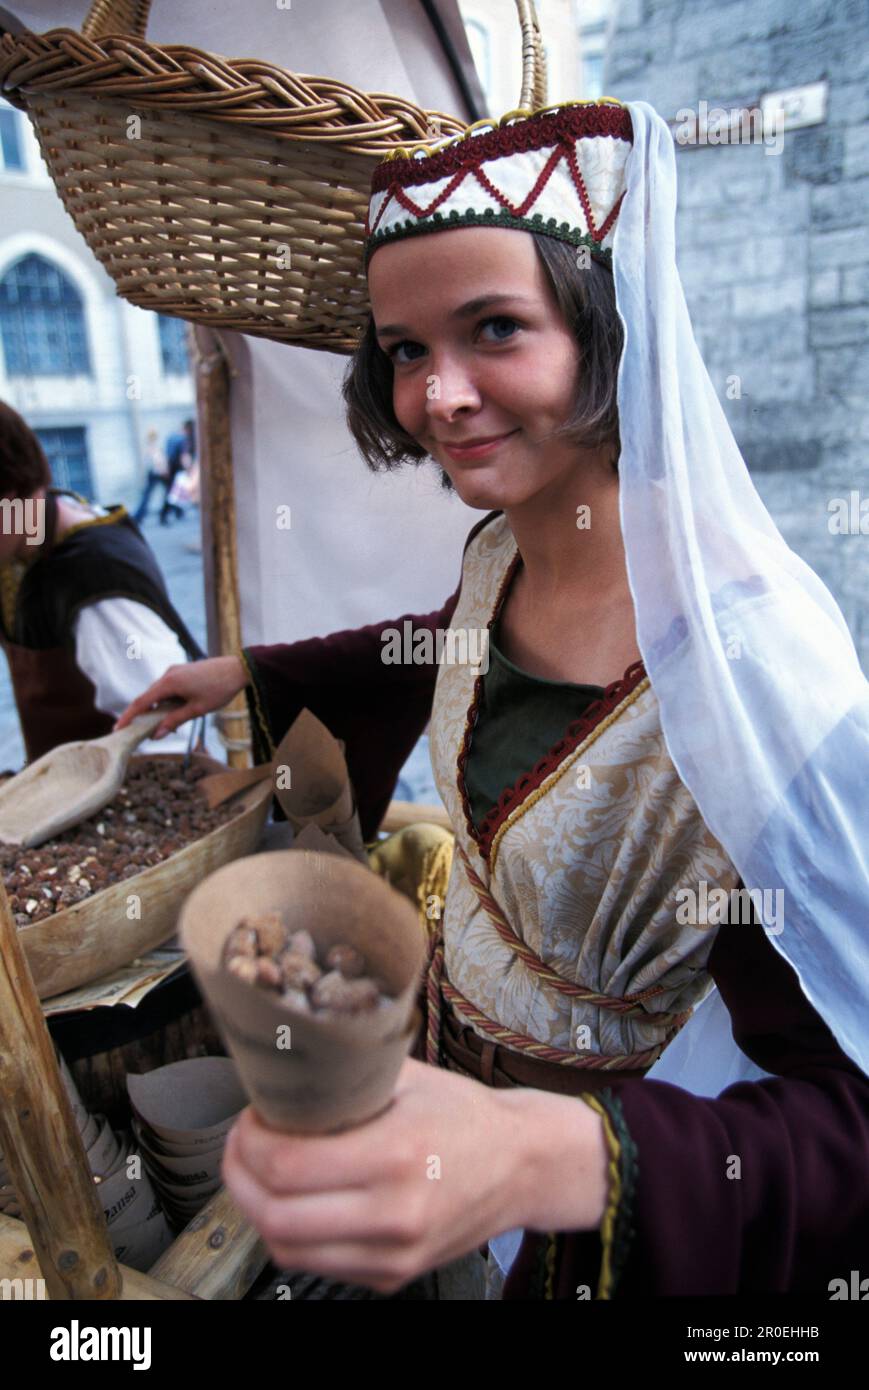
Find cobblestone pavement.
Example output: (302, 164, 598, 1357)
(0, 502, 441, 803)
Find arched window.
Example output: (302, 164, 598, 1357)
(157, 313, 191, 375)
(0, 254, 91, 376)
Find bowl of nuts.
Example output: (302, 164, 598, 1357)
(4, 753, 273, 999)
(179, 847, 428, 1134)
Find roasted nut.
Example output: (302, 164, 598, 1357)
(255, 957, 283, 990)
(225, 924, 257, 959)
(279, 952, 322, 991)
(287, 929, 316, 960)
(325, 943, 366, 978)
(310, 971, 380, 1014)
(280, 987, 310, 1014)
(249, 913, 287, 956)
(226, 956, 258, 985)
(4, 757, 242, 928)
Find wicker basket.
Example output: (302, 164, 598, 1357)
(0, 0, 546, 354)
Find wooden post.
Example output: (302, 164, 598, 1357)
(193, 325, 250, 769)
(148, 1188, 268, 1301)
(0, 1217, 195, 1301)
(0, 884, 122, 1299)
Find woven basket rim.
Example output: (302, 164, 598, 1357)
(0, 26, 467, 151)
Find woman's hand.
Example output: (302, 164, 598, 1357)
(112, 655, 248, 740)
(222, 1056, 610, 1295)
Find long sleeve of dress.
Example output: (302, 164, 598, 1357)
(239, 584, 461, 841)
(502, 909, 869, 1299)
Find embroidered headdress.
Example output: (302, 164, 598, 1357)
(362, 97, 869, 1089)
(365, 100, 632, 268)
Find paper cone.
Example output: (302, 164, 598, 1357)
(86, 1115, 122, 1179)
(126, 1057, 246, 1147)
(56, 1050, 91, 1133)
(179, 849, 427, 1133)
(131, 1115, 230, 1162)
(110, 1199, 174, 1269)
(272, 710, 368, 863)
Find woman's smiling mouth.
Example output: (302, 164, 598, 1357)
(437, 429, 520, 461)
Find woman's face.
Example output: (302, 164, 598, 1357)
(367, 227, 584, 511)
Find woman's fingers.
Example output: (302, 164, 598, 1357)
(152, 701, 201, 739)
(113, 673, 179, 731)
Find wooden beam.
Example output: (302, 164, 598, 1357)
(0, 1217, 196, 1301)
(193, 325, 250, 769)
(148, 1188, 268, 1301)
(0, 883, 122, 1299)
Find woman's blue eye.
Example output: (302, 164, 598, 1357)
(384, 316, 519, 362)
(387, 340, 426, 364)
(480, 316, 520, 342)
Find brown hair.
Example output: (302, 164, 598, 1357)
(342, 234, 624, 489)
(0, 400, 52, 497)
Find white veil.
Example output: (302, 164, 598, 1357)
(617, 101, 869, 1090)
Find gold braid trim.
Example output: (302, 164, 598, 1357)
(414, 834, 454, 936)
(237, 648, 276, 759)
(544, 1233, 557, 1300)
(490, 677, 651, 871)
(575, 1092, 621, 1300)
(60, 503, 128, 541)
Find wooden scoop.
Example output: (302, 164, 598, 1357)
(0, 705, 176, 849)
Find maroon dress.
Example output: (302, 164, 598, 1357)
(241, 567, 869, 1298)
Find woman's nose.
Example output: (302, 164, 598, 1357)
(424, 359, 481, 421)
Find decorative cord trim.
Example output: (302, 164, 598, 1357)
(422, 840, 693, 1072)
(456, 841, 686, 1029)
(454, 541, 648, 866)
(576, 1089, 638, 1300)
(372, 101, 633, 184)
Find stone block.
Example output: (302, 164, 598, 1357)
(841, 265, 869, 304)
(809, 305, 869, 347)
(808, 269, 841, 307)
(810, 178, 869, 230)
(733, 276, 807, 318)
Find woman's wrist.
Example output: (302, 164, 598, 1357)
(229, 652, 250, 691)
(499, 1085, 610, 1235)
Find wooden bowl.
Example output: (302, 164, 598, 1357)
(19, 753, 272, 1000)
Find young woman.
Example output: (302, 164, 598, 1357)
(115, 99, 869, 1299)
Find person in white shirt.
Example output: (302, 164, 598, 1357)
(0, 401, 203, 761)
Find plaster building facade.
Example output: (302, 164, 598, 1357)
(0, 93, 194, 507)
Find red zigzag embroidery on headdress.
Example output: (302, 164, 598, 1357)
(369, 138, 623, 243)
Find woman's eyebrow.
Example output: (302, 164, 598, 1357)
(375, 292, 535, 340)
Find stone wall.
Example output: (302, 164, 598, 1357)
(607, 0, 869, 671)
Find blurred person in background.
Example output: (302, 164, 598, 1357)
(160, 418, 196, 526)
(132, 426, 170, 524)
(0, 400, 203, 761)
